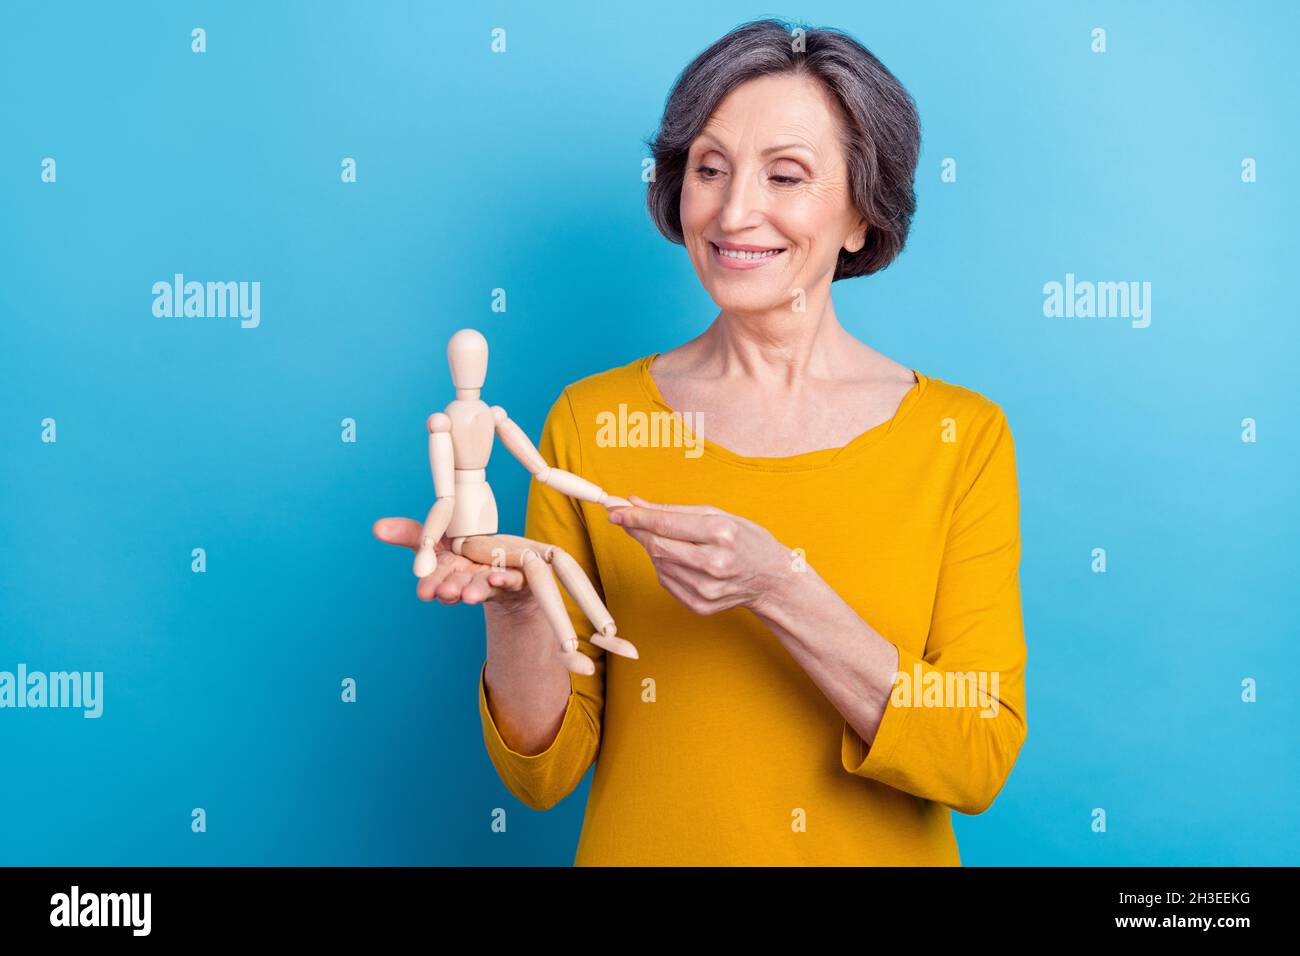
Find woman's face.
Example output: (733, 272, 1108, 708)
(679, 72, 868, 315)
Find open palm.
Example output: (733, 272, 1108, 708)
(371, 517, 529, 607)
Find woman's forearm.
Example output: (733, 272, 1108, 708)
(481, 598, 575, 755)
(751, 569, 900, 746)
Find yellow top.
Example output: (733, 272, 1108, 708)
(478, 354, 1028, 865)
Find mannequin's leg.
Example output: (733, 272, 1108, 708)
(455, 534, 638, 664)
(454, 534, 592, 675)
(546, 550, 638, 660)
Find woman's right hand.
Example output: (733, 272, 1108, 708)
(371, 517, 535, 612)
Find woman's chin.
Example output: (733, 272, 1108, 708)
(710, 292, 792, 314)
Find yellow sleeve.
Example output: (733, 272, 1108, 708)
(477, 388, 607, 811)
(841, 404, 1028, 815)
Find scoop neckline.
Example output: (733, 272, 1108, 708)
(636, 352, 928, 473)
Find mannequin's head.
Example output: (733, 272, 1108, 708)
(447, 328, 488, 397)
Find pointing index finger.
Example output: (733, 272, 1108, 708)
(611, 500, 720, 544)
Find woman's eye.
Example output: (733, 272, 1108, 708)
(691, 164, 800, 185)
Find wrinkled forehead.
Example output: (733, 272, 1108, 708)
(694, 74, 845, 158)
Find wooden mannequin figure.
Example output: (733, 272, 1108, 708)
(414, 328, 637, 675)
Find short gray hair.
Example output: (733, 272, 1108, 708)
(644, 18, 921, 280)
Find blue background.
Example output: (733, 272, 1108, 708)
(2, 0, 1296, 866)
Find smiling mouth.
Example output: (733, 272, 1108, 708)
(710, 242, 786, 263)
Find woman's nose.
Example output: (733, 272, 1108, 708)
(716, 168, 765, 232)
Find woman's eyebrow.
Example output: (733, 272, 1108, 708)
(761, 140, 817, 158)
(694, 133, 817, 160)
(693, 131, 727, 152)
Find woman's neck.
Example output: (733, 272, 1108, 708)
(690, 302, 861, 386)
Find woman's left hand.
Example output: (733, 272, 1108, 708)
(608, 494, 792, 616)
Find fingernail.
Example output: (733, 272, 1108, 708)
(608, 511, 624, 524)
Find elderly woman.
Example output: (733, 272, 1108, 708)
(376, 17, 1027, 865)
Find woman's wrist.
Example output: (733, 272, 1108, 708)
(483, 593, 545, 651)
(482, 597, 570, 709)
(749, 555, 820, 628)
(483, 585, 540, 620)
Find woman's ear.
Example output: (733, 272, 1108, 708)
(843, 216, 870, 255)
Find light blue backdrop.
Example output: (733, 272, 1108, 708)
(2, 1, 1296, 866)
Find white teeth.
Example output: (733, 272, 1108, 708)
(716, 245, 781, 260)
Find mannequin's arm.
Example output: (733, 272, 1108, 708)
(491, 405, 629, 510)
(412, 413, 457, 577)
